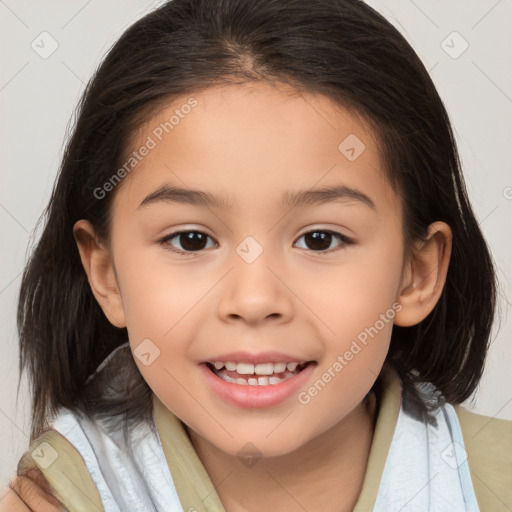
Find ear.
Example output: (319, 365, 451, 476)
(73, 219, 126, 328)
(394, 221, 452, 327)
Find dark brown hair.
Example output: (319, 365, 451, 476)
(17, 0, 497, 441)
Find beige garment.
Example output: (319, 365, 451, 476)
(16, 366, 512, 512)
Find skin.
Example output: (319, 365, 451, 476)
(0, 470, 65, 512)
(73, 82, 452, 511)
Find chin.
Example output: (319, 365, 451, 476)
(209, 429, 311, 461)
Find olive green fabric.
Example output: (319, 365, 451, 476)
(17, 428, 104, 512)
(16, 366, 512, 511)
(153, 395, 227, 511)
(454, 404, 512, 511)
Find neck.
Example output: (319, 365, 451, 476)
(187, 391, 379, 512)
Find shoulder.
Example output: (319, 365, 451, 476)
(454, 404, 512, 461)
(17, 405, 181, 511)
(17, 424, 105, 512)
(454, 405, 512, 511)
(0, 465, 65, 512)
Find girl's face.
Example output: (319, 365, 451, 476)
(106, 82, 407, 456)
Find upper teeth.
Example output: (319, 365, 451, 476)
(212, 361, 300, 375)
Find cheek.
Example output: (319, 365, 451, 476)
(297, 277, 396, 433)
(295, 234, 402, 408)
(299, 239, 403, 341)
(115, 246, 208, 333)
(114, 246, 213, 379)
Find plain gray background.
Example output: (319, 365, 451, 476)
(1, 0, 511, 489)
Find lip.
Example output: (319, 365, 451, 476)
(202, 350, 310, 365)
(199, 360, 316, 408)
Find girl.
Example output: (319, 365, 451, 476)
(2, 0, 511, 510)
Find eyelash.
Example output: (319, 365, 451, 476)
(158, 229, 354, 256)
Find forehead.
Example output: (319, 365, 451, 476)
(113, 82, 395, 214)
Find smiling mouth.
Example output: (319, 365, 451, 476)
(205, 361, 314, 386)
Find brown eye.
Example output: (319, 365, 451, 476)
(162, 230, 217, 254)
(294, 230, 353, 253)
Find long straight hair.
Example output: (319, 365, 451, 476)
(18, 0, 497, 441)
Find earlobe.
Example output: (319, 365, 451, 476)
(73, 219, 126, 328)
(394, 221, 452, 327)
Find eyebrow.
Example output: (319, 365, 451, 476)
(138, 184, 376, 211)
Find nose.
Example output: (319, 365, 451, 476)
(217, 247, 294, 327)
